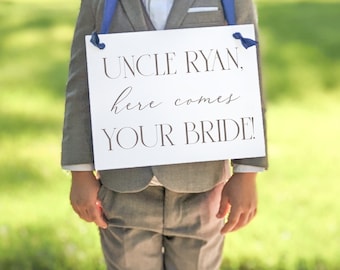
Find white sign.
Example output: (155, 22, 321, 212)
(85, 24, 265, 170)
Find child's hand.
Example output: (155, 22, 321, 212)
(216, 173, 257, 234)
(70, 171, 108, 229)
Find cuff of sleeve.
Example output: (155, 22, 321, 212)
(62, 163, 95, 171)
(233, 164, 264, 173)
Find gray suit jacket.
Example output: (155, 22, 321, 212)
(62, 0, 268, 193)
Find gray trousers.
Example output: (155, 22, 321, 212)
(98, 182, 225, 270)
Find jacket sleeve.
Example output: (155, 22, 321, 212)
(232, 0, 268, 169)
(61, 0, 98, 166)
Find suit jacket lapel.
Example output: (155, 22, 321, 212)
(120, 0, 151, 31)
(165, 0, 195, 29)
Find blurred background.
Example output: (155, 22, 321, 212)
(1, 0, 339, 269)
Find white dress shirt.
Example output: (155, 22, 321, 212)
(142, 0, 174, 30)
(63, 0, 264, 175)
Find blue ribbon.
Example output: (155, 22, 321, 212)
(221, 0, 258, 49)
(90, 32, 106, 49)
(233, 32, 258, 49)
(221, 0, 236, 25)
(91, 0, 257, 50)
(90, 0, 118, 49)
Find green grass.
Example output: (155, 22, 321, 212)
(258, 1, 340, 103)
(1, 0, 340, 269)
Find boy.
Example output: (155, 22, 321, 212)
(62, 1, 267, 269)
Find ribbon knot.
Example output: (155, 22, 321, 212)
(233, 32, 258, 49)
(90, 32, 106, 50)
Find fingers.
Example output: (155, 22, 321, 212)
(220, 207, 257, 234)
(216, 195, 231, 219)
(95, 200, 108, 229)
(71, 200, 108, 229)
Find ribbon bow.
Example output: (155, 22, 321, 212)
(233, 32, 258, 49)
